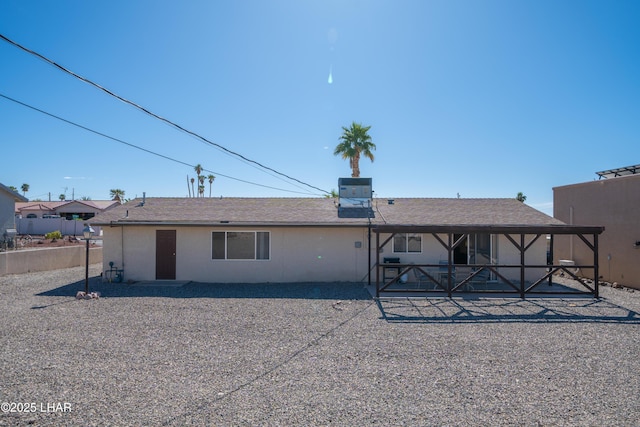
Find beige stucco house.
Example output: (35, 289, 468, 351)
(90, 196, 590, 291)
(14, 199, 118, 236)
(554, 168, 640, 289)
(0, 183, 28, 246)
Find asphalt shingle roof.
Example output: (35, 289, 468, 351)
(90, 197, 565, 227)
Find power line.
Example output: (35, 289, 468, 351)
(0, 93, 322, 196)
(0, 32, 331, 195)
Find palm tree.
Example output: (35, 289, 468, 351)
(334, 122, 376, 177)
(198, 176, 206, 197)
(193, 164, 203, 197)
(8, 185, 18, 193)
(190, 177, 195, 198)
(516, 192, 527, 203)
(110, 189, 125, 202)
(324, 189, 339, 198)
(59, 194, 66, 201)
(207, 174, 216, 197)
(21, 183, 29, 197)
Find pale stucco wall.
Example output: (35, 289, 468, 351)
(0, 246, 102, 275)
(494, 234, 548, 283)
(378, 233, 547, 283)
(102, 226, 549, 284)
(0, 191, 17, 237)
(15, 218, 102, 236)
(102, 225, 372, 283)
(554, 174, 640, 289)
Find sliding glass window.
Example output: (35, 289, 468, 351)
(212, 231, 270, 260)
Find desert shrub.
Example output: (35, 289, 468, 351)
(45, 231, 63, 241)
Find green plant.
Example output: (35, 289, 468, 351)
(45, 231, 63, 241)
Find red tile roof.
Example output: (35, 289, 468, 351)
(15, 200, 119, 214)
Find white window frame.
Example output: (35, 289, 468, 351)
(392, 233, 422, 253)
(212, 231, 271, 261)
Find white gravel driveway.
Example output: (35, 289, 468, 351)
(1, 265, 639, 426)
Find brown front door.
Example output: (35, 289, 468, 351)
(156, 230, 176, 280)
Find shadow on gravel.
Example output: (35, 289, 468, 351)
(376, 296, 640, 324)
(36, 276, 373, 300)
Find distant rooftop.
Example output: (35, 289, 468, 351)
(596, 164, 640, 179)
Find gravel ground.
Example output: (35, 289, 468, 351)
(1, 265, 639, 426)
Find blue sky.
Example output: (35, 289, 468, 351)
(1, 0, 638, 215)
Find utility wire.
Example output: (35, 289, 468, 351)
(0, 33, 331, 195)
(0, 93, 322, 196)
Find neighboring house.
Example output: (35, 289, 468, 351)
(15, 200, 119, 220)
(15, 200, 118, 236)
(554, 166, 640, 289)
(90, 193, 600, 292)
(17, 203, 58, 219)
(0, 183, 28, 245)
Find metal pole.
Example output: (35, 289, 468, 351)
(85, 238, 90, 294)
(594, 233, 599, 299)
(548, 234, 554, 286)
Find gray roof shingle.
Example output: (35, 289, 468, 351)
(90, 197, 565, 227)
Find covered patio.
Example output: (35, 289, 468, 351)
(372, 224, 605, 299)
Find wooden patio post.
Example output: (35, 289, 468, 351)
(447, 233, 453, 298)
(520, 233, 525, 299)
(375, 230, 380, 298)
(594, 233, 599, 299)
